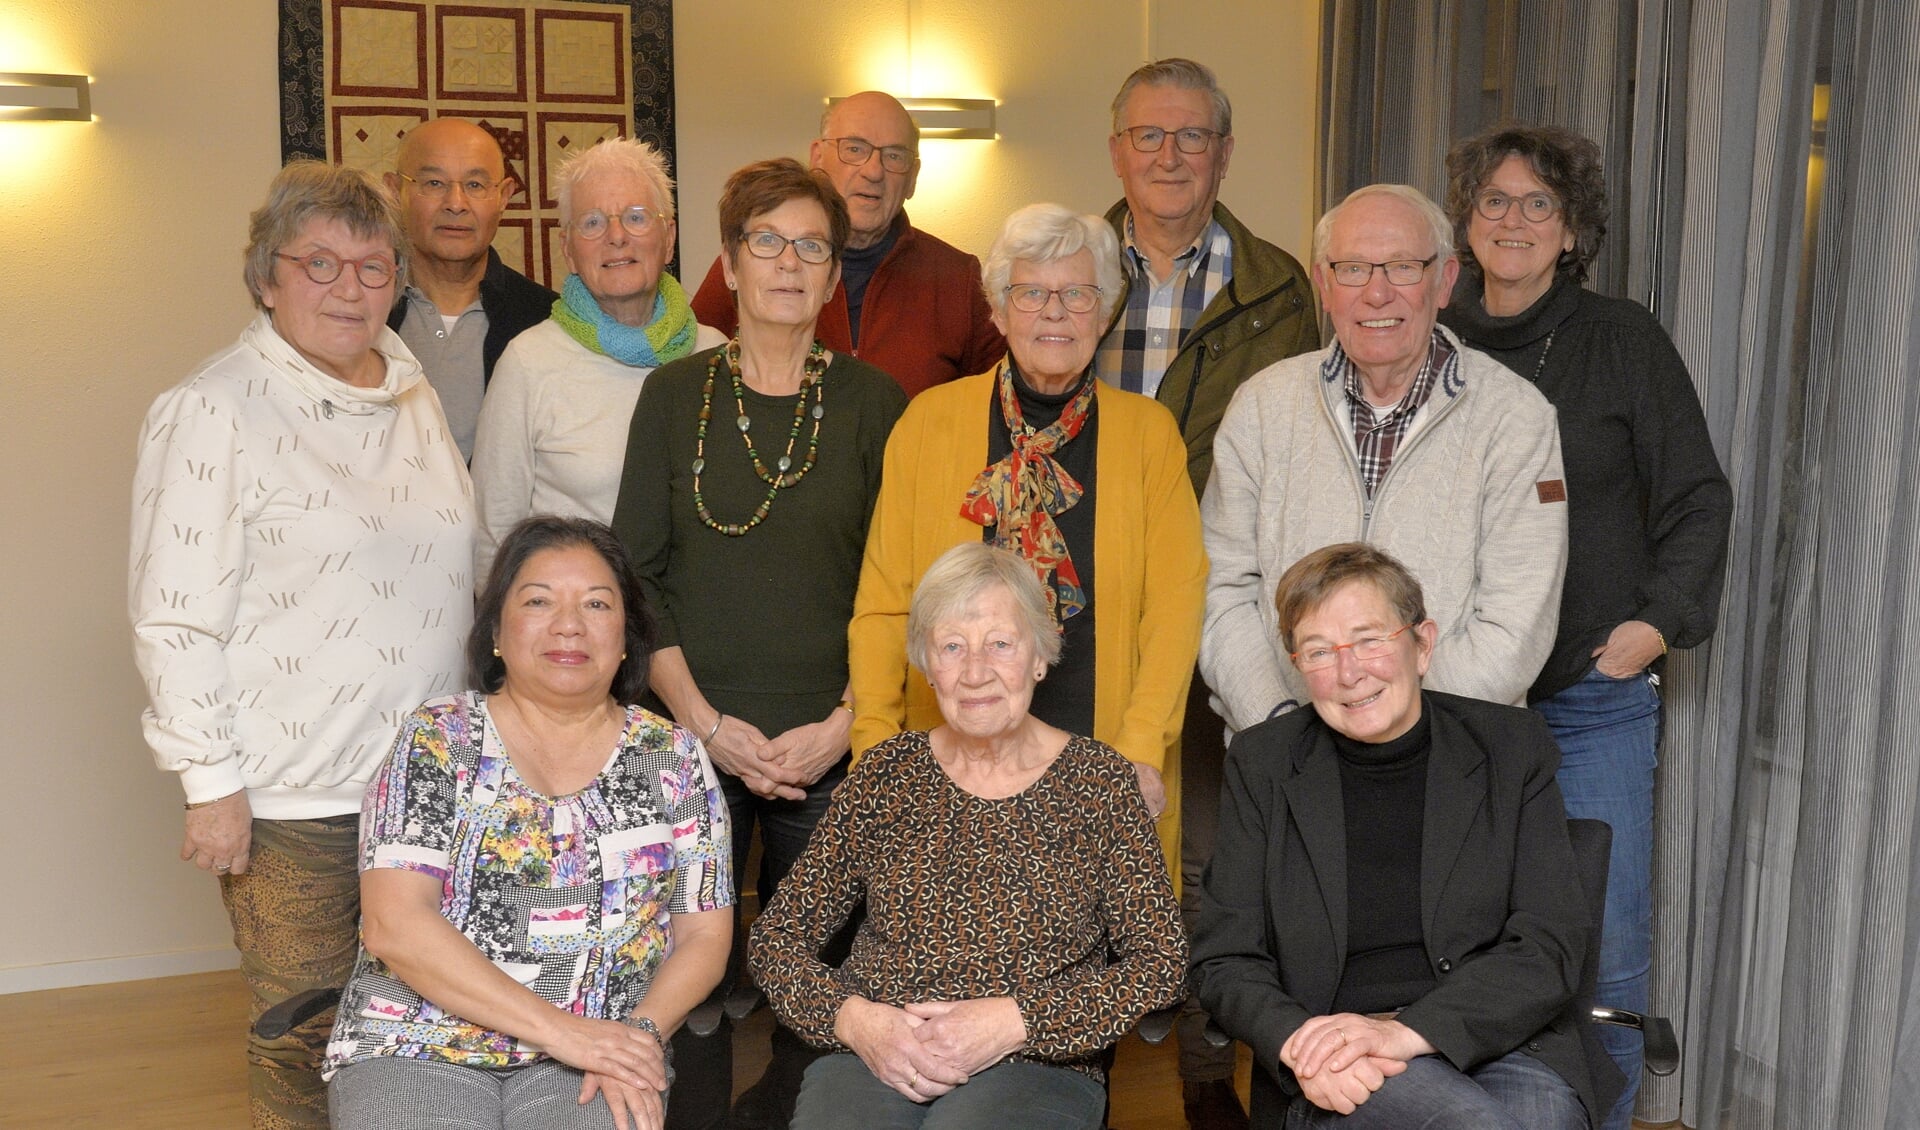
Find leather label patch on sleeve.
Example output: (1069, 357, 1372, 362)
(1536, 479, 1567, 504)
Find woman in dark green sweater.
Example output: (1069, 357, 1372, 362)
(611, 158, 907, 1130)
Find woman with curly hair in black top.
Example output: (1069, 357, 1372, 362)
(1437, 123, 1732, 1130)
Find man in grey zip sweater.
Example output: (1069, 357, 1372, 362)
(1201, 185, 1567, 733)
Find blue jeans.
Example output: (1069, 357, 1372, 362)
(1284, 1050, 1584, 1129)
(1533, 665, 1662, 1130)
(791, 1054, 1106, 1130)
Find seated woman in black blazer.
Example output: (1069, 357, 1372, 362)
(1191, 543, 1622, 1129)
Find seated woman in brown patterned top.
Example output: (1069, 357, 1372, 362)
(748, 541, 1186, 1129)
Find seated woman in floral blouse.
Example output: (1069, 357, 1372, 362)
(749, 542, 1186, 1130)
(324, 517, 733, 1130)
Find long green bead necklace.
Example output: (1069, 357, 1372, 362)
(692, 338, 828, 536)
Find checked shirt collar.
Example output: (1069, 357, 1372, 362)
(1326, 329, 1457, 498)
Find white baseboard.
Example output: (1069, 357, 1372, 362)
(0, 946, 240, 995)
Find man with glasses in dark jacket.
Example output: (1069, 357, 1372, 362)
(384, 117, 556, 462)
(1097, 57, 1321, 1130)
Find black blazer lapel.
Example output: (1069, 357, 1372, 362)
(1278, 729, 1349, 962)
(1420, 703, 1490, 941)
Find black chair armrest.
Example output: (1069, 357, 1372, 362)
(1591, 1006, 1680, 1077)
(1202, 1017, 1232, 1049)
(1135, 1004, 1178, 1046)
(254, 987, 341, 1040)
(1642, 1015, 1679, 1076)
(723, 975, 766, 1022)
(683, 983, 728, 1037)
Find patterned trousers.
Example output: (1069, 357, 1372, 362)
(218, 815, 361, 1130)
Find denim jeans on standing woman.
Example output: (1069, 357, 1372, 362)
(1532, 664, 1662, 1130)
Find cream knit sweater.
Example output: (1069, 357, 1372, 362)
(1200, 327, 1567, 732)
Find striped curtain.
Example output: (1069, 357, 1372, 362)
(1322, 2, 1920, 1126)
(1318, 0, 1639, 292)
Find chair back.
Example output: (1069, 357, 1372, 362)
(1565, 817, 1612, 1010)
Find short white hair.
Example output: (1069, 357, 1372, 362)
(553, 138, 676, 224)
(906, 543, 1063, 674)
(981, 203, 1124, 322)
(1312, 183, 1454, 266)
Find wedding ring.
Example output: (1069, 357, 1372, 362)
(215, 863, 231, 872)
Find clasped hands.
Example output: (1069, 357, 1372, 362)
(1280, 1013, 1431, 1115)
(702, 708, 852, 801)
(546, 1014, 670, 1130)
(835, 995, 1027, 1103)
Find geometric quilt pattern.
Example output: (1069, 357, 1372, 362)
(279, 0, 677, 288)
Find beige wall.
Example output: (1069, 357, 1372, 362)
(0, 0, 1317, 990)
(673, 0, 1321, 280)
(0, 0, 284, 992)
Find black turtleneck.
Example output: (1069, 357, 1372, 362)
(984, 365, 1099, 736)
(1330, 704, 1437, 1015)
(1440, 273, 1732, 702)
(1442, 273, 1582, 380)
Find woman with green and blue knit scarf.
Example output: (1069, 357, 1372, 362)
(470, 138, 726, 584)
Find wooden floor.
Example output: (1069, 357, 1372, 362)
(0, 971, 1249, 1129)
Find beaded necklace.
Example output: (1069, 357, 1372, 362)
(692, 338, 828, 536)
(1531, 331, 1556, 380)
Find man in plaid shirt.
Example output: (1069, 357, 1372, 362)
(1095, 58, 1321, 1130)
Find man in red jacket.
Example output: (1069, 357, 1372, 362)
(691, 91, 1005, 397)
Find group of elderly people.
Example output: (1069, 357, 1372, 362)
(129, 53, 1728, 1130)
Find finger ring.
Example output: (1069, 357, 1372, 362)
(215, 863, 231, 872)
(909, 1071, 920, 1087)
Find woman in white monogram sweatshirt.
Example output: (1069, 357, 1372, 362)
(128, 161, 473, 1127)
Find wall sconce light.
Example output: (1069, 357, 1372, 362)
(830, 96, 996, 141)
(1, 72, 93, 122)
(900, 98, 995, 141)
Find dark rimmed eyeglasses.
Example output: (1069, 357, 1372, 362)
(1324, 257, 1438, 288)
(1474, 190, 1560, 223)
(741, 230, 835, 265)
(821, 136, 917, 174)
(1117, 125, 1223, 154)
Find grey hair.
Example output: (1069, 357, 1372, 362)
(243, 160, 407, 311)
(1312, 184, 1455, 266)
(1273, 542, 1427, 655)
(553, 138, 677, 225)
(981, 203, 1125, 323)
(819, 93, 922, 149)
(907, 542, 1064, 674)
(1109, 58, 1232, 136)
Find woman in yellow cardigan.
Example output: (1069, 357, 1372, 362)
(848, 202, 1206, 879)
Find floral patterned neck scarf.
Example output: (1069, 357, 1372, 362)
(959, 362, 1096, 620)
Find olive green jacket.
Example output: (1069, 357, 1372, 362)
(1102, 200, 1321, 494)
